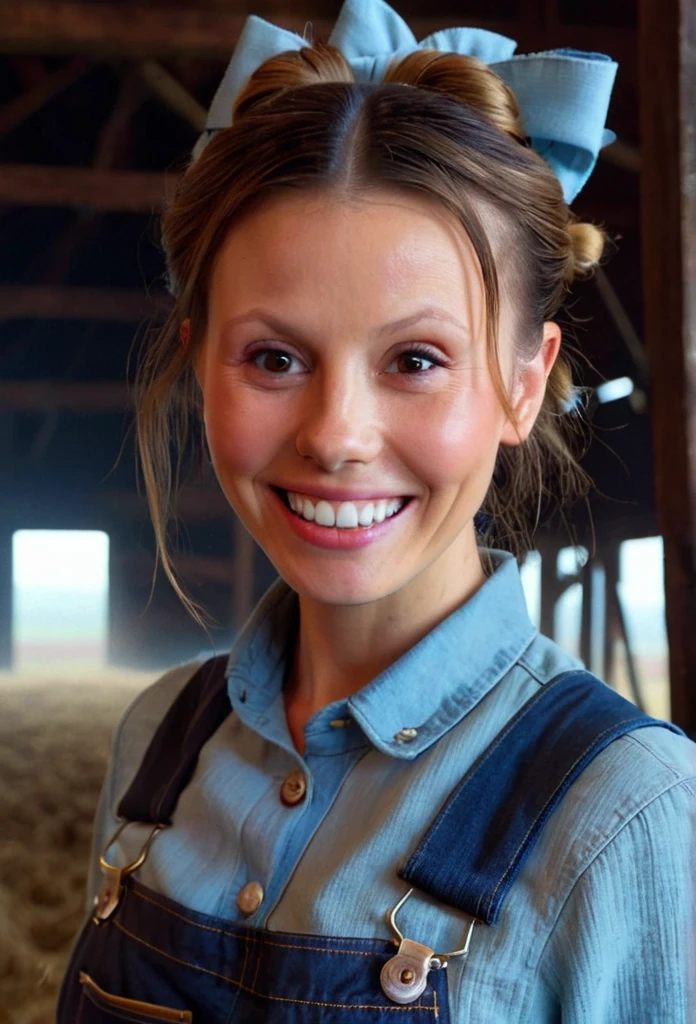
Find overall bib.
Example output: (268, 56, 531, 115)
(56, 659, 682, 1023)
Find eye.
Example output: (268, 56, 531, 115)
(252, 349, 303, 374)
(385, 347, 443, 375)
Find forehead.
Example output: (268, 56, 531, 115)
(208, 188, 488, 322)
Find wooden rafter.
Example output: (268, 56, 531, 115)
(0, 3, 637, 62)
(138, 59, 206, 132)
(0, 286, 171, 320)
(0, 55, 91, 139)
(33, 69, 147, 284)
(0, 486, 230, 524)
(0, 165, 177, 211)
(0, 381, 130, 412)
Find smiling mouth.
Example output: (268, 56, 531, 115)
(274, 488, 411, 529)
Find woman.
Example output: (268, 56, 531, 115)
(58, 1, 696, 1021)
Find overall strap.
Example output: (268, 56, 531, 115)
(117, 654, 231, 824)
(399, 670, 684, 925)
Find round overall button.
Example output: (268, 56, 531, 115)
(280, 769, 307, 806)
(237, 881, 264, 916)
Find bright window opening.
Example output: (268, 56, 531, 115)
(12, 530, 109, 669)
(521, 539, 669, 719)
(616, 537, 669, 719)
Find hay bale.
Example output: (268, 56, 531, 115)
(0, 669, 155, 1024)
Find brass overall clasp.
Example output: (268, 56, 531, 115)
(92, 820, 168, 924)
(380, 888, 476, 1004)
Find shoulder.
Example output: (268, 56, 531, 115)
(544, 719, 696, 901)
(108, 658, 207, 803)
(508, 635, 696, 880)
(514, 631, 696, 797)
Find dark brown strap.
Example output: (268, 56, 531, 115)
(117, 654, 230, 824)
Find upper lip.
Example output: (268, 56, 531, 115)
(272, 484, 411, 502)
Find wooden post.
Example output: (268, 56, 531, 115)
(639, 0, 696, 733)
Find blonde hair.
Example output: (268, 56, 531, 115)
(135, 42, 606, 621)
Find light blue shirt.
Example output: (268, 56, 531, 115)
(87, 552, 696, 1022)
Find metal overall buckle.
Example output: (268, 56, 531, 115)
(92, 820, 168, 924)
(380, 888, 476, 1005)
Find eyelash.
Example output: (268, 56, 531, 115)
(250, 344, 446, 376)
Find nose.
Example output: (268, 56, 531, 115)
(294, 364, 381, 472)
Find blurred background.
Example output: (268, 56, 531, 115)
(0, 0, 694, 1021)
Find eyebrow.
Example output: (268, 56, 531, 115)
(220, 305, 469, 338)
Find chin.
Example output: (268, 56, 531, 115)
(275, 561, 403, 608)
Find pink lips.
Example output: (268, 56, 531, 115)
(271, 488, 412, 550)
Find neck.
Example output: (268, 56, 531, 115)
(284, 529, 487, 729)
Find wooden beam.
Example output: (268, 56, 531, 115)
(34, 71, 147, 284)
(0, 56, 91, 139)
(0, 285, 171, 320)
(600, 139, 642, 173)
(138, 59, 206, 131)
(0, 165, 176, 211)
(0, 3, 636, 62)
(92, 64, 145, 169)
(639, 0, 696, 734)
(0, 486, 231, 527)
(0, 381, 130, 412)
(101, 488, 231, 522)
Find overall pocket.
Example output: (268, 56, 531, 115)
(77, 973, 192, 1023)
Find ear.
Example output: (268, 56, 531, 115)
(500, 321, 562, 446)
(179, 318, 191, 349)
(181, 318, 204, 387)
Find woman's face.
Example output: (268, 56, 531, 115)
(193, 188, 555, 607)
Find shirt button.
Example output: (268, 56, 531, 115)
(237, 881, 264, 916)
(280, 768, 307, 806)
(394, 727, 418, 743)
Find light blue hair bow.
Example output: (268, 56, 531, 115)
(193, 0, 617, 204)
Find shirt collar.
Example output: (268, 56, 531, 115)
(225, 551, 537, 759)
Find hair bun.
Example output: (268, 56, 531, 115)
(566, 221, 605, 279)
(233, 42, 354, 121)
(384, 50, 524, 141)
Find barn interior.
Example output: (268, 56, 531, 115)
(0, 1, 694, 1021)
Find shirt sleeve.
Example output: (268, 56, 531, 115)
(539, 778, 696, 1023)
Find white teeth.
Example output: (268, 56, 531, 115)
(358, 502, 374, 527)
(284, 491, 406, 529)
(314, 500, 336, 527)
(373, 500, 387, 524)
(336, 502, 359, 528)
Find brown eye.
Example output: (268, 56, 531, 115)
(399, 354, 431, 373)
(254, 350, 295, 373)
(385, 350, 439, 375)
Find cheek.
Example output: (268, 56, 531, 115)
(202, 386, 281, 481)
(398, 390, 504, 490)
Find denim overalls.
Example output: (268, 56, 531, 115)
(57, 656, 681, 1023)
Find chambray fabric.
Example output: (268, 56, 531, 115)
(192, 0, 618, 203)
(84, 552, 696, 1023)
(400, 670, 683, 925)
